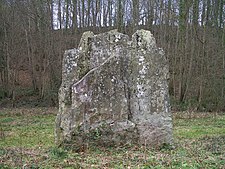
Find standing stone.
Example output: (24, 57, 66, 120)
(55, 29, 173, 149)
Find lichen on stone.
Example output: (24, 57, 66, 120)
(55, 29, 173, 150)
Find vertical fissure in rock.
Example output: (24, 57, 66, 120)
(68, 86, 72, 106)
(123, 81, 132, 121)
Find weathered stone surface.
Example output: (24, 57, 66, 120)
(55, 29, 173, 149)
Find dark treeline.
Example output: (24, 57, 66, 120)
(0, 0, 224, 111)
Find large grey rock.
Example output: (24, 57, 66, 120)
(55, 29, 173, 149)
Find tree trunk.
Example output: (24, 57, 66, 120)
(87, 0, 91, 27)
(72, 0, 77, 31)
(117, 0, 123, 32)
(3, 21, 10, 97)
(132, 0, 139, 32)
(65, 0, 70, 29)
(25, 28, 37, 92)
(58, 0, 62, 29)
(82, 0, 85, 27)
(198, 26, 207, 104)
(206, 0, 211, 26)
(219, 0, 224, 27)
(222, 26, 225, 98)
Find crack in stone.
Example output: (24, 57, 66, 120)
(71, 54, 116, 89)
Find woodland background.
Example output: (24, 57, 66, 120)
(0, 0, 225, 111)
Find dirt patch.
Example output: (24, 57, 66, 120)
(173, 111, 224, 119)
(0, 147, 48, 168)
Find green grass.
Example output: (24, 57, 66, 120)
(0, 109, 225, 168)
(0, 114, 54, 148)
(174, 116, 225, 139)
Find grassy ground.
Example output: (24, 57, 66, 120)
(0, 108, 225, 169)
